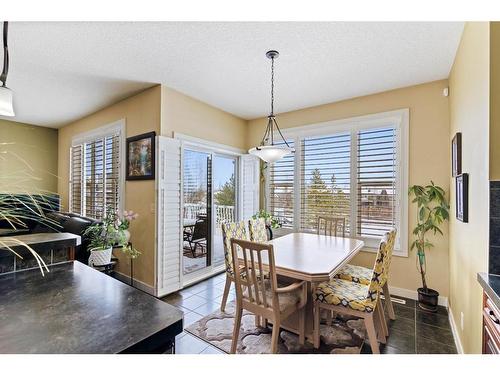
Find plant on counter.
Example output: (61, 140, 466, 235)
(84, 208, 140, 266)
(408, 181, 449, 312)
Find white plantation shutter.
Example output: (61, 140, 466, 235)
(357, 127, 397, 238)
(70, 125, 122, 220)
(240, 154, 260, 221)
(156, 136, 182, 297)
(268, 140, 295, 228)
(300, 133, 352, 233)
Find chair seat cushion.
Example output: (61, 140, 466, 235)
(243, 281, 302, 312)
(313, 279, 376, 313)
(334, 264, 372, 285)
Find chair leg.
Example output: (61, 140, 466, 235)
(374, 303, 387, 344)
(220, 276, 231, 312)
(231, 305, 243, 354)
(382, 282, 396, 320)
(364, 313, 380, 354)
(270, 319, 281, 354)
(255, 315, 261, 328)
(313, 302, 321, 349)
(298, 306, 305, 345)
(378, 300, 389, 337)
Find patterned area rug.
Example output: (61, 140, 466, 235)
(186, 303, 366, 354)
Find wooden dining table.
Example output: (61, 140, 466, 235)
(266, 232, 365, 340)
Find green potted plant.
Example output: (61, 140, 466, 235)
(408, 181, 449, 312)
(252, 209, 280, 239)
(84, 208, 140, 266)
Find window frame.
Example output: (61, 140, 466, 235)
(265, 109, 409, 257)
(69, 119, 126, 219)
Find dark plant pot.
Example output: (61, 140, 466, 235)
(417, 287, 439, 312)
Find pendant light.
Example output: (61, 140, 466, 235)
(249, 50, 293, 163)
(0, 21, 14, 117)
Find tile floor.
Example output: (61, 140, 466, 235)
(162, 273, 458, 354)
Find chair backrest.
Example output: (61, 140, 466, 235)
(366, 237, 387, 303)
(231, 238, 279, 311)
(221, 221, 248, 276)
(317, 216, 346, 237)
(381, 229, 397, 285)
(192, 218, 208, 241)
(248, 218, 268, 242)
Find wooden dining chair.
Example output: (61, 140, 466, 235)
(313, 234, 389, 354)
(334, 229, 397, 321)
(248, 218, 268, 242)
(317, 216, 346, 237)
(220, 221, 249, 312)
(230, 238, 307, 354)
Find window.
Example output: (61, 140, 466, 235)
(69, 121, 124, 220)
(268, 140, 295, 228)
(266, 110, 408, 255)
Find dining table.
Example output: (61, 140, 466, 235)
(266, 232, 365, 340)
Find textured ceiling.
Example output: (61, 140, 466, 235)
(1, 22, 464, 128)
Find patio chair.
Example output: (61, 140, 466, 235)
(184, 218, 208, 257)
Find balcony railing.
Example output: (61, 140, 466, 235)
(183, 203, 235, 225)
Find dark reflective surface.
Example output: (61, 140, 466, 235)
(0, 261, 183, 353)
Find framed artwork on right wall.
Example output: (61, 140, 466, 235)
(456, 173, 469, 223)
(452, 132, 462, 177)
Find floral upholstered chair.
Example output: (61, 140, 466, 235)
(248, 218, 268, 242)
(334, 229, 397, 320)
(313, 233, 390, 354)
(220, 221, 249, 312)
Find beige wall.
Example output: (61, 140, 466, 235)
(161, 86, 247, 149)
(490, 22, 500, 180)
(448, 22, 490, 354)
(0, 120, 58, 193)
(247, 80, 451, 297)
(58, 85, 162, 287)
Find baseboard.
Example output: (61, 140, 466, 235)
(113, 271, 155, 295)
(448, 306, 464, 354)
(388, 285, 448, 307)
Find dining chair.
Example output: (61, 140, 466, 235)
(220, 221, 249, 312)
(317, 216, 346, 237)
(313, 234, 389, 354)
(230, 238, 307, 354)
(248, 218, 268, 242)
(334, 229, 397, 320)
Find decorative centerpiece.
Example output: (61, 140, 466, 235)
(408, 182, 449, 312)
(84, 209, 140, 267)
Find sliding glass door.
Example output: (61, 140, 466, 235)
(182, 147, 238, 281)
(212, 155, 237, 268)
(183, 149, 212, 276)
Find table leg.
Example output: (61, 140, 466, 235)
(68, 246, 75, 261)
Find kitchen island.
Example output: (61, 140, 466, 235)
(0, 261, 183, 353)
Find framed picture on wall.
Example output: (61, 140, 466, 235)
(456, 173, 468, 223)
(452, 132, 462, 177)
(126, 131, 156, 180)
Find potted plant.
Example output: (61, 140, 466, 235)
(252, 209, 280, 239)
(408, 181, 449, 312)
(84, 209, 140, 266)
(118, 210, 139, 243)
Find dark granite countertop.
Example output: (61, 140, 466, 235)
(0, 261, 183, 353)
(477, 272, 500, 309)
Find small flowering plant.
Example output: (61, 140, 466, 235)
(84, 208, 141, 259)
(119, 210, 139, 230)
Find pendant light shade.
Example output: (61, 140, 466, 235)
(248, 50, 293, 163)
(0, 21, 14, 117)
(0, 86, 14, 117)
(249, 145, 292, 163)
